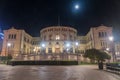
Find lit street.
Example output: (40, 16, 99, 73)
(0, 65, 119, 80)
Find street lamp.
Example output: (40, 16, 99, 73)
(67, 48, 69, 52)
(5, 42, 11, 63)
(75, 42, 78, 46)
(106, 48, 110, 51)
(66, 43, 70, 47)
(109, 36, 114, 41)
(108, 36, 116, 62)
(66, 43, 70, 53)
(75, 41, 79, 61)
(65, 43, 71, 60)
(7, 42, 11, 54)
(41, 43, 46, 54)
(75, 42, 79, 53)
(42, 44, 45, 48)
(7, 43, 11, 47)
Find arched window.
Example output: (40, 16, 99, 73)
(44, 35, 46, 40)
(63, 34, 66, 40)
(70, 35, 72, 40)
(49, 34, 52, 40)
(56, 42, 59, 44)
(56, 35, 60, 40)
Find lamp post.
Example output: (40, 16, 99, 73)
(6, 42, 11, 63)
(41, 43, 45, 54)
(41, 43, 46, 60)
(106, 48, 110, 51)
(66, 43, 70, 53)
(66, 43, 70, 60)
(106, 47, 112, 63)
(33, 48, 37, 60)
(75, 42, 79, 61)
(108, 36, 116, 62)
(7, 43, 11, 55)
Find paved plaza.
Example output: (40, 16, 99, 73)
(0, 65, 119, 80)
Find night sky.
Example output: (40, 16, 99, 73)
(0, 0, 120, 37)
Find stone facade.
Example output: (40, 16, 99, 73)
(40, 26, 77, 53)
(115, 41, 120, 61)
(1, 27, 33, 57)
(0, 25, 114, 62)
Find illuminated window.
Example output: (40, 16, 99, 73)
(56, 35, 60, 40)
(63, 34, 66, 40)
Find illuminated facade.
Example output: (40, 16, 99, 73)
(115, 41, 120, 61)
(1, 25, 115, 62)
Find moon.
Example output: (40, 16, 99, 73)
(75, 4, 79, 9)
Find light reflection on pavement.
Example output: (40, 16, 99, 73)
(0, 65, 119, 80)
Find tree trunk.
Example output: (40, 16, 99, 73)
(98, 61, 103, 70)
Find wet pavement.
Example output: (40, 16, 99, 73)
(0, 65, 119, 80)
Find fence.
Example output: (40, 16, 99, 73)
(106, 63, 120, 74)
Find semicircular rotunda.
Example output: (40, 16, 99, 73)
(40, 26, 78, 54)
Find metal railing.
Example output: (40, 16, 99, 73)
(106, 63, 120, 74)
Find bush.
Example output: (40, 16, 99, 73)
(10, 60, 78, 66)
(0, 55, 12, 64)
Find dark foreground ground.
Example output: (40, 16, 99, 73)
(0, 65, 119, 80)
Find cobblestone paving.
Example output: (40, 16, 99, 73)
(0, 65, 119, 80)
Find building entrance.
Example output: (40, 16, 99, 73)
(55, 48, 60, 53)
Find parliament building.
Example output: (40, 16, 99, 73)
(1, 25, 114, 62)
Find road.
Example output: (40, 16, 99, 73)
(0, 65, 119, 80)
